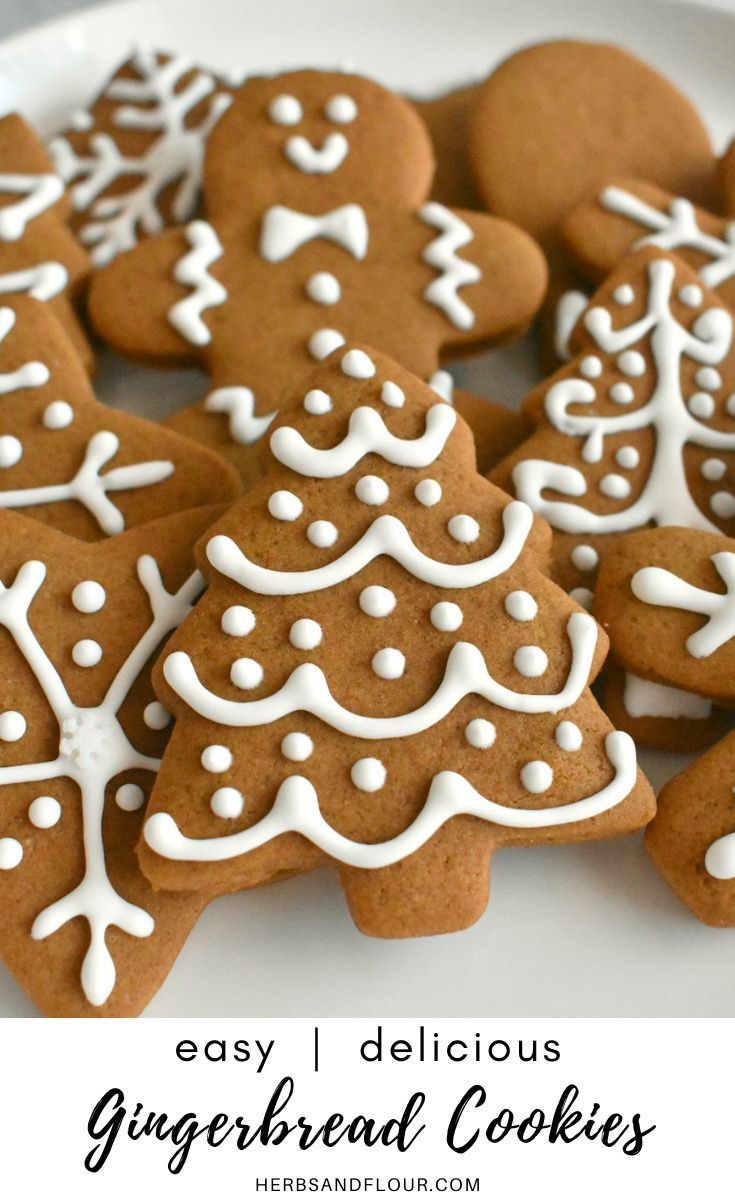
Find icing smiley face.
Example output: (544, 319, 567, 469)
(268, 90, 359, 175)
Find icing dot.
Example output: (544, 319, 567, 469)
(0, 838, 22, 870)
(268, 94, 302, 125)
(42, 400, 73, 429)
(355, 475, 389, 505)
(281, 732, 313, 761)
(0, 711, 26, 741)
(211, 787, 244, 819)
(609, 382, 634, 405)
(727, 393, 735, 418)
(464, 718, 496, 749)
(69, 108, 93, 131)
(599, 473, 631, 499)
(430, 601, 463, 631)
(679, 284, 702, 307)
(359, 585, 396, 618)
(306, 272, 340, 305)
(571, 544, 599, 572)
(520, 760, 553, 794)
(447, 514, 479, 543)
(304, 388, 333, 415)
(415, 479, 441, 506)
(702, 458, 727, 481)
(144, 701, 171, 730)
(268, 490, 303, 521)
(555, 721, 583, 752)
(696, 367, 722, 390)
(570, 586, 594, 610)
(307, 520, 338, 547)
(615, 445, 639, 470)
(580, 355, 603, 379)
(351, 757, 386, 792)
(221, 605, 256, 636)
(0, 436, 22, 467)
(341, 349, 375, 379)
(230, 657, 264, 688)
(513, 645, 548, 677)
(71, 580, 105, 613)
(688, 392, 715, 420)
(381, 382, 404, 408)
(613, 284, 634, 305)
(617, 350, 646, 377)
(201, 744, 233, 773)
(308, 328, 345, 360)
(372, 647, 405, 679)
(115, 783, 145, 812)
(711, 491, 735, 519)
(290, 618, 322, 650)
(504, 591, 537, 621)
(29, 795, 61, 828)
(72, 639, 102, 667)
(325, 94, 358, 124)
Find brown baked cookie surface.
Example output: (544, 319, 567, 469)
(412, 83, 481, 210)
(599, 661, 726, 753)
(138, 345, 654, 938)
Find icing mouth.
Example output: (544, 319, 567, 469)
(284, 132, 349, 174)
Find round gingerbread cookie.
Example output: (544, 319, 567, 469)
(468, 40, 715, 248)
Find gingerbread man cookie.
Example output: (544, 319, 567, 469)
(0, 505, 221, 1016)
(0, 114, 91, 371)
(138, 345, 654, 939)
(50, 47, 233, 267)
(491, 247, 735, 597)
(0, 295, 240, 539)
(87, 69, 547, 487)
(412, 83, 481, 210)
(595, 526, 735, 923)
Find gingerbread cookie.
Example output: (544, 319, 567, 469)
(138, 345, 654, 939)
(718, 137, 735, 216)
(87, 68, 547, 488)
(412, 83, 481, 210)
(50, 47, 233, 266)
(564, 178, 735, 313)
(0, 505, 222, 1016)
(599, 662, 725, 752)
(0, 113, 91, 371)
(468, 40, 715, 250)
(594, 525, 735, 922)
(0, 295, 240, 539)
(491, 247, 735, 596)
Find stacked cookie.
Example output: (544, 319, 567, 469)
(0, 37, 728, 1016)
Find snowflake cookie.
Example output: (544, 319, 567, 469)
(491, 246, 735, 596)
(0, 505, 224, 1015)
(86, 68, 546, 487)
(596, 526, 735, 924)
(0, 114, 92, 371)
(0, 295, 240, 538)
(137, 345, 654, 939)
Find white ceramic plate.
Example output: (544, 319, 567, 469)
(0, 0, 734, 1017)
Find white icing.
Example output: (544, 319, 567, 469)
(43, 401, 74, 430)
(145, 731, 637, 866)
(143, 701, 171, 730)
(688, 392, 715, 420)
(581, 355, 603, 379)
(617, 350, 646, 377)
(428, 370, 454, 403)
(0, 437, 22, 468)
(697, 367, 721, 390)
(702, 458, 727, 481)
(0, 308, 49, 394)
(504, 590, 537, 621)
(513, 645, 548, 677)
(420, 202, 480, 330)
(341, 349, 375, 379)
(29, 795, 61, 828)
(359, 586, 396, 618)
(260, 204, 368, 262)
(571, 544, 599, 572)
(351, 757, 386, 792)
(0, 711, 25, 741)
(447, 514, 479, 543)
(304, 389, 333, 415)
(0, 172, 64, 241)
(281, 732, 313, 761)
(680, 285, 703, 307)
(115, 783, 145, 812)
(271, 403, 456, 477)
(372, 647, 405, 679)
(554, 290, 589, 361)
(51, 50, 231, 265)
(0, 838, 22, 869)
(307, 520, 338, 548)
(622, 672, 712, 719)
(289, 618, 322, 650)
(570, 586, 594, 610)
(308, 329, 345, 359)
(632, 551, 735, 658)
(609, 382, 634, 405)
(72, 639, 103, 668)
(430, 601, 463, 632)
(381, 382, 404, 408)
(0, 262, 67, 302)
(210, 787, 244, 819)
(201, 744, 233, 773)
(72, 581, 105, 614)
(221, 605, 256, 636)
(711, 492, 735, 519)
(615, 446, 640, 470)
(599, 473, 630, 499)
(728, 394, 735, 417)
(355, 475, 389, 505)
(520, 760, 553, 794)
(284, 132, 349, 174)
(268, 94, 302, 126)
(555, 720, 582, 751)
(613, 285, 634, 305)
(464, 718, 496, 748)
(414, 479, 441, 507)
(268, 490, 303, 521)
(204, 388, 275, 446)
(306, 272, 340, 304)
(230, 657, 264, 689)
(324, 94, 357, 124)
(169, 221, 227, 346)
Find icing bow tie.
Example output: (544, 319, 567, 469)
(260, 204, 369, 263)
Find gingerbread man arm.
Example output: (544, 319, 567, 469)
(596, 526, 735, 703)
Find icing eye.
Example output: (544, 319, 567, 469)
(324, 94, 357, 124)
(268, 94, 302, 126)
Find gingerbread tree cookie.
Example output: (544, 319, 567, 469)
(0, 506, 223, 1016)
(595, 525, 735, 924)
(0, 295, 240, 538)
(50, 47, 234, 267)
(86, 69, 546, 487)
(491, 247, 735, 598)
(0, 114, 91, 370)
(139, 345, 653, 939)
